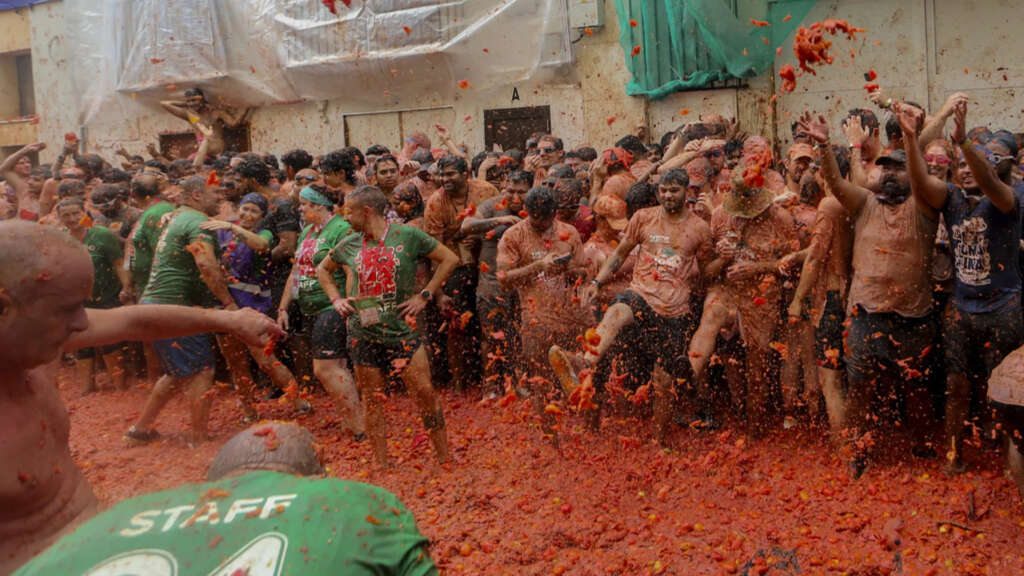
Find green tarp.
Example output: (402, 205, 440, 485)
(614, 0, 817, 99)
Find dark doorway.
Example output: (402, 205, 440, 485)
(484, 106, 551, 152)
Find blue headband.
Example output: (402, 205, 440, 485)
(299, 186, 334, 207)
(239, 192, 268, 213)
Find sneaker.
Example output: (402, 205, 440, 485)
(549, 345, 582, 397)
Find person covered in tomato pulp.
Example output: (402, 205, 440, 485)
(14, 422, 438, 576)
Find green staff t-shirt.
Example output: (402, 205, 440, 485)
(83, 226, 123, 309)
(330, 224, 438, 344)
(296, 215, 352, 316)
(14, 471, 437, 576)
(141, 208, 220, 307)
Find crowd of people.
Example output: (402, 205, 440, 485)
(3, 86, 1024, 505)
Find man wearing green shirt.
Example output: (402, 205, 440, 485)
(278, 184, 364, 439)
(317, 185, 458, 468)
(126, 172, 176, 384)
(127, 176, 237, 446)
(14, 422, 438, 576)
(126, 173, 175, 300)
(57, 198, 131, 394)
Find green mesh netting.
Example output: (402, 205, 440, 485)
(615, 0, 817, 99)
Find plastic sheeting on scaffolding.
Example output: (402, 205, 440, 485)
(63, 0, 571, 126)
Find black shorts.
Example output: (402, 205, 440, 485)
(307, 309, 349, 361)
(992, 400, 1024, 452)
(814, 290, 846, 370)
(846, 305, 936, 384)
(74, 341, 123, 360)
(943, 302, 1023, 379)
(605, 290, 695, 381)
(444, 265, 479, 313)
(348, 334, 421, 374)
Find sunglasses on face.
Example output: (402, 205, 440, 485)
(923, 154, 951, 165)
(539, 147, 558, 154)
(296, 175, 318, 182)
(990, 154, 1013, 164)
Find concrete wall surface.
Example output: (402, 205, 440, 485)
(13, 0, 1024, 163)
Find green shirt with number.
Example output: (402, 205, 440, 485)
(329, 224, 438, 344)
(141, 207, 220, 307)
(82, 226, 123, 309)
(13, 470, 437, 576)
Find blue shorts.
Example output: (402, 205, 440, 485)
(152, 333, 215, 378)
(140, 300, 216, 378)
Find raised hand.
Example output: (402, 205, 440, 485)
(842, 115, 868, 147)
(951, 100, 968, 145)
(797, 111, 829, 145)
(893, 101, 923, 137)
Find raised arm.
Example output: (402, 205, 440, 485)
(0, 142, 44, 206)
(951, 100, 1017, 214)
(434, 124, 468, 160)
(799, 111, 869, 216)
(842, 116, 870, 188)
(199, 219, 271, 252)
(896, 103, 947, 214)
(160, 100, 191, 121)
(919, 92, 967, 147)
(65, 305, 284, 352)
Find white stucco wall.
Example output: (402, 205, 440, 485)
(20, 0, 1024, 163)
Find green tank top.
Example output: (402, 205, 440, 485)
(14, 471, 437, 576)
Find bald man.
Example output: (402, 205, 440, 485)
(15, 422, 437, 575)
(0, 221, 283, 573)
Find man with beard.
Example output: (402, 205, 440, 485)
(160, 88, 249, 158)
(423, 155, 499, 390)
(0, 219, 282, 573)
(898, 99, 1023, 474)
(89, 184, 140, 244)
(498, 186, 591, 444)
(555, 168, 715, 443)
(799, 110, 939, 478)
(279, 148, 314, 198)
(462, 170, 530, 397)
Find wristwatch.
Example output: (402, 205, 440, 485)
(591, 279, 602, 288)
(419, 289, 432, 300)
